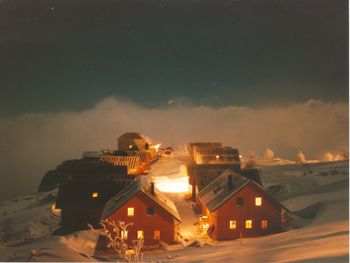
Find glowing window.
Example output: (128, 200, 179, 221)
(245, 220, 252, 229)
(215, 155, 220, 159)
(261, 220, 268, 229)
(255, 197, 262, 206)
(92, 192, 99, 198)
(121, 230, 128, 239)
(137, 230, 144, 239)
(127, 207, 134, 217)
(128, 144, 133, 149)
(153, 230, 160, 240)
(229, 220, 237, 229)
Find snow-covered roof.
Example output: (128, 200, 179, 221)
(198, 169, 285, 212)
(101, 178, 182, 222)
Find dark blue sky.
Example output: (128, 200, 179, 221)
(0, 0, 348, 116)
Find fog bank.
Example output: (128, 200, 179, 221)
(0, 98, 348, 200)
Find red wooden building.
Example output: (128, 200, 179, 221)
(198, 169, 287, 240)
(101, 178, 182, 247)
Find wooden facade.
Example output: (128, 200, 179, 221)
(198, 170, 286, 240)
(101, 179, 181, 247)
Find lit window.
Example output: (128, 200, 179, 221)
(255, 197, 262, 206)
(261, 220, 268, 229)
(236, 197, 244, 206)
(245, 220, 252, 229)
(129, 144, 133, 149)
(92, 192, 99, 198)
(153, 230, 160, 240)
(127, 207, 134, 216)
(147, 207, 155, 216)
(121, 230, 128, 239)
(137, 230, 144, 239)
(215, 155, 220, 159)
(229, 220, 236, 229)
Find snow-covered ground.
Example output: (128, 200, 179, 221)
(0, 148, 348, 262)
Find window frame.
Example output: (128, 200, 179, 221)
(153, 230, 160, 240)
(255, 197, 262, 206)
(245, 220, 252, 229)
(127, 207, 134, 217)
(229, 220, 237, 229)
(236, 196, 244, 206)
(147, 207, 155, 216)
(137, 230, 144, 239)
(261, 219, 268, 229)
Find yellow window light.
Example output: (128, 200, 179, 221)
(137, 230, 144, 239)
(92, 192, 99, 198)
(245, 220, 252, 229)
(127, 207, 134, 217)
(229, 220, 236, 229)
(121, 230, 128, 239)
(255, 197, 262, 206)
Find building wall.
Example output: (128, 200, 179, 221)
(61, 207, 104, 230)
(209, 182, 282, 240)
(106, 192, 177, 246)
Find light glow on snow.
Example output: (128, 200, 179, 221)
(151, 143, 162, 152)
(154, 176, 190, 193)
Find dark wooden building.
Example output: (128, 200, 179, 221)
(187, 163, 242, 201)
(101, 178, 182, 247)
(55, 159, 133, 233)
(198, 169, 287, 240)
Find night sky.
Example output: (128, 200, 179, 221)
(0, 0, 348, 116)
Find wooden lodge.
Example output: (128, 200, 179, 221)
(198, 169, 287, 240)
(101, 178, 182, 247)
(55, 159, 134, 233)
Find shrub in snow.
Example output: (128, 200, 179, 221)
(89, 219, 144, 262)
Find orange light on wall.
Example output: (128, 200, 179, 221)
(92, 192, 99, 198)
(153, 230, 160, 239)
(261, 220, 268, 229)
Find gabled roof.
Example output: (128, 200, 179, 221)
(118, 132, 144, 140)
(101, 178, 182, 222)
(198, 169, 286, 212)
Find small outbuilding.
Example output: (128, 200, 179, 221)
(118, 132, 149, 151)
(198, 169, 287, 240)
(101, 178, 182, 247)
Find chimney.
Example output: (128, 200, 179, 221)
(227, 174, 233, 191)
(150, 182, 155, 195)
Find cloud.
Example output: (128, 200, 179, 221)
(0, 97, 348, 200)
